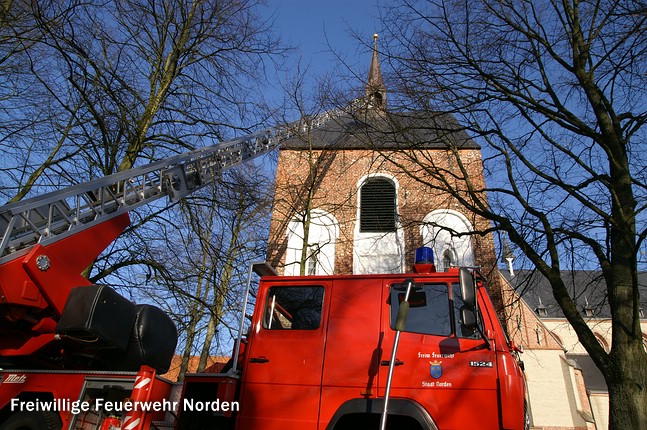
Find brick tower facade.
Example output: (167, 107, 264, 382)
(267, 36, 499, 285)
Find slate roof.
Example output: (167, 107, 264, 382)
(501, 269, 647, 320)
(566, 353, 608, 393)
(280, 109, 480, 151)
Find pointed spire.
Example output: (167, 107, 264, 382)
(501, 236, 515, 276)
(501, 237, 515, 262)
(366, 33, 386, 109)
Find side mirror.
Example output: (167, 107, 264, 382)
(460, 306, 477, 331)
(395, 301, 410, 332)
(459, 268, 477, 309)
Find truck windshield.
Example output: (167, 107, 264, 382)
(390, 283, 481, 338)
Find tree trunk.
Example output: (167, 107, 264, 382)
(198, 315, 218, 372)
(178, 317, 199, 382)
(607, 349, 647, 429)
(198, 202, 244, 370)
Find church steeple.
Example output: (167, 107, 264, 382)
(366, 34, 386, 109)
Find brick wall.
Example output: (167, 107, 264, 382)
(268, 146, 499, 291)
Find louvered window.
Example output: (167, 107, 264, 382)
(360, 178, 396, 232)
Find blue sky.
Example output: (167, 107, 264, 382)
(267, 0, 383, 85)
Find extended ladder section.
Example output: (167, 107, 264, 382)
(0, 126, 291, 264)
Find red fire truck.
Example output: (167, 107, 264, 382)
(0, 124, 527, 429)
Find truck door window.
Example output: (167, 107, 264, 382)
(390, 283, 452, 336)
(263, 286, 324, 330)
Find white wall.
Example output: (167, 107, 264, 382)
(523, 349, 586, 428)
(284, 209, 338, 276)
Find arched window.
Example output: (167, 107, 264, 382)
(285, 210, 338, 276)
(420, 210, 474, 271)
(360, 178, 396, 233)
(594, 332, 610, 353)
(442, 249, 454, 270)
(354, 174, 403, 274)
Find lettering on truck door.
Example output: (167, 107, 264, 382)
(238, 283, 328, 430)
(380, 280, 501, 429)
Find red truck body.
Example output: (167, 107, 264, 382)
(1, 259, 527, 430)
(0, 368, 174, 429)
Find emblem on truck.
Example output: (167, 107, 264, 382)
(429, 361, 442, 379)
(3, 374, 26, 384)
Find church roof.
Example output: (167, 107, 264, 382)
(280, 34, 479, 151)
(280, 109, 481, 151)
(565, 353, 608, 393)
(501, 269, 647, 320)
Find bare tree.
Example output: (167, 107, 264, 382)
(0, 1, 85, 201)
(195, 165, 274, 372)
(100, 161, 273, 380)
(0, 0, 286, 377)
(0, 0, 285, 200)
(377, 0, 646, 428)
(267, 74, 363, 276)
(269, 118, 341, 275)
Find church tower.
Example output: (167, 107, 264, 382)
(267, 36, 498, 280)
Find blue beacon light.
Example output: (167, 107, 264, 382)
(414, 247, 436, 273)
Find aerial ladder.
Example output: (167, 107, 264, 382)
(0, 123, 296, 369)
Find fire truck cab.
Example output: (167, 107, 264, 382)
(180, 254, 527, 430)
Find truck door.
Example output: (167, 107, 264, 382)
(318, 278, 384, 428)
(238, 283, 328, 430)
(379, 281, 501, 429)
